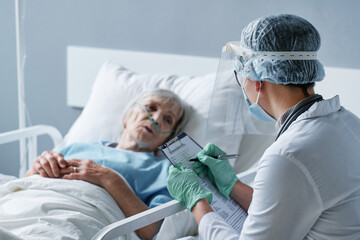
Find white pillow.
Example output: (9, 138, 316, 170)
(62, 61, 216, 147)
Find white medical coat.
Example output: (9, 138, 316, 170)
(199, 96, 360, 240)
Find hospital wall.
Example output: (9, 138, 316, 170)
(1, 0, 360, 177)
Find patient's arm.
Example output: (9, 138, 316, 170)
(25, 151, 67, 178)
(61, 159, 161, 240)
(102, 168, 162, 240)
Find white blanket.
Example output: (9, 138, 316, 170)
(0, 174, 138, 240)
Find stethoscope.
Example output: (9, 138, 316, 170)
(275, 94, 323, 141)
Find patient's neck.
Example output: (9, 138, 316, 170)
(116, 132, 154, 153)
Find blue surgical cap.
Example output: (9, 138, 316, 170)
(237, 14, 325, 84)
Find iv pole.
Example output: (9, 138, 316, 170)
(15, 0, 27, 177)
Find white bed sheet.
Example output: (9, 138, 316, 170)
(0, 174, 139, 240)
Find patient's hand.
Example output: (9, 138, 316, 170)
(60, 159, 111, 188)
(26, 151, 67, 178)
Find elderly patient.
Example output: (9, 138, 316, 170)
(25, 89, 189, 240)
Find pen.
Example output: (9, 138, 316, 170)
(189, 154, 240, 162)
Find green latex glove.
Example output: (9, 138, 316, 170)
(193, 143, 238, 199)
(167, 163, 212, 210)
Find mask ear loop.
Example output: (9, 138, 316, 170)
(134, 102, 175, 135)
(255, 81, 262, 104)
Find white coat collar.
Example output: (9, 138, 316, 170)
(296, 95, 341, 121)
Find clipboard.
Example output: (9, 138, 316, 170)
(160, 132, 247, 234)
(160, 132, 202, 168)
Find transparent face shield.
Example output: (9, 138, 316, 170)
(205, 42, 277, 154)
(205, 41, 318, 155)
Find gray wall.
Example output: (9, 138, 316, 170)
(1, 0, 360, 176)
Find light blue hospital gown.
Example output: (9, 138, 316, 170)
(59, 142, 172, 208)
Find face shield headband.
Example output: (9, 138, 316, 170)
(226, 41, 318, 80)
(135, 102, 175, 135)
(224, 41, 318, 61)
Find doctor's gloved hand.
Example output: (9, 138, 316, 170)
(167, 163, 212, 211)
(193, 143, 238, 200)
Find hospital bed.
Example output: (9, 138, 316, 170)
(1, 46, 359, 240)
(0, 125, 257, 240)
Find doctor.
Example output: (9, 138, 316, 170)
(167, 14, 360, 239)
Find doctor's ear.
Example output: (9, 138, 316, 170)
(255, 81, 263, 92)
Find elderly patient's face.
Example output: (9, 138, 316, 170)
(124, 96, 181, 151)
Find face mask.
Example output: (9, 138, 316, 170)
(240, 84, 276, 123)
(135, 102, 175, 135)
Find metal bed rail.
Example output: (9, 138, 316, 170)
(0, 125, 63, 177)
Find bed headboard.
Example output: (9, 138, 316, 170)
(67, 45, 360, 117)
